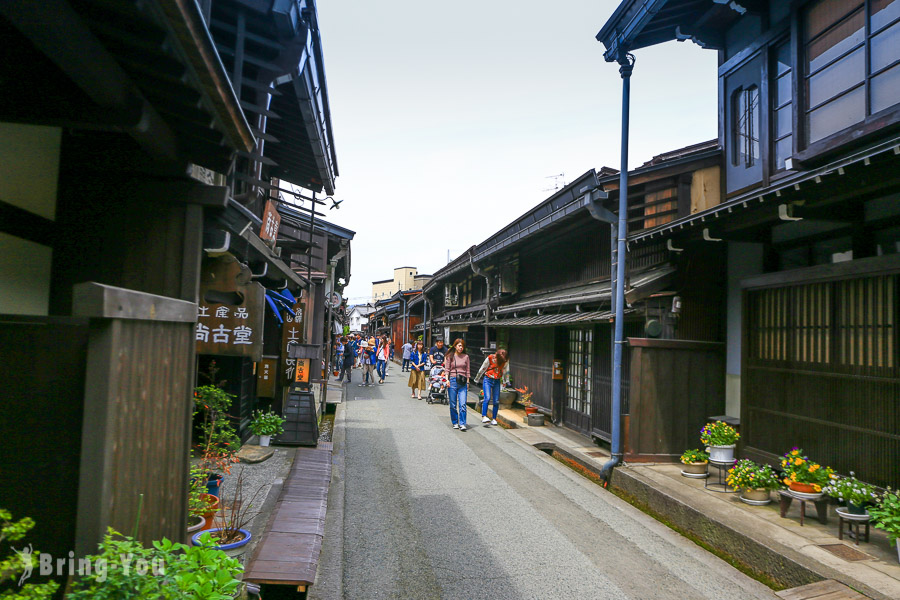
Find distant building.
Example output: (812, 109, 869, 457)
(347, 304, 375, 332)
(371, 267, 431, 302)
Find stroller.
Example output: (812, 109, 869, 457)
(427, 364, 448, 405)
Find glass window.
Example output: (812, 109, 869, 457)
(733, 86, 760, 167)
(802, 0, 900, 147)
(771, 41, 793, 171)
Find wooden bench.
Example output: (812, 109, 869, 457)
(244, 443, 333, 591)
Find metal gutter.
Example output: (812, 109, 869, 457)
(629, 134, 900, 245)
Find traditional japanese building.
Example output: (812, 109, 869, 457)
(598, 0, 900, 488)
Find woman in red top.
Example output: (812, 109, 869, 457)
(474, 349, 509, 425)
(444, 338, 470, 431)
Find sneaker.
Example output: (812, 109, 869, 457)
(482, 416, 490, 423)
(460, 425, 467, 431)
(452, 424, 459, 429)
(491, 419, 498, 426)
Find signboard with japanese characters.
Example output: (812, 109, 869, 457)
(293, 358, 311, 384)
(257, 358, 277, 398)
(281, 301, 305, 383)
(196, 255, 265, 361)
(260, 200, 281, 242)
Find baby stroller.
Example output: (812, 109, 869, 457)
(427, 365, 448, 405)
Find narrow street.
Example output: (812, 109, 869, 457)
(324, 367, 778, 600)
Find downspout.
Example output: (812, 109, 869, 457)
(468, 251, 490, 350)
(600, 50, 635, 482)
(401, 295, 408, 351)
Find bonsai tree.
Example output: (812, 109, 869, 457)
(249, 409, 285, 437)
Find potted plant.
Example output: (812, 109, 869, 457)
(498, 383, 518, 408)
(249, 409, 285, 447)
(700, 421, 740, 463)
(192, 467, 265, 559)
(679, 448, 709, 477)
(779, 448, 835, 498)
(515, 386, 538, 415)
(67, 527, 243, 598)
(868, 489, 900, 563)
(725, 459, 782, 504)
(194, 366, 241, 491)
(822, 472, 878, 515)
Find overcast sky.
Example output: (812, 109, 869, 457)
(311, 0, 719, 305)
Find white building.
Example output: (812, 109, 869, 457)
(347, 304, 375, 333)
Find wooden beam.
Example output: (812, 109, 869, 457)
(131, 180, 230, 208)
(71, 282, 196, 322)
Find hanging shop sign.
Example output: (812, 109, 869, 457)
(293, 358, 311, 384)
(281, 300, 304, 383)
(196, 255, 264, 361)
(260, 200, 281, 242)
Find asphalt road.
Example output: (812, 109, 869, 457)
(330, 370, 778, 600)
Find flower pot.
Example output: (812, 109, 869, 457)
(192, 528, 252, 558)
(681, 461, 708, 476)
(740, 488, 771, 504)
(205, 473, 223, 497)
(498, 390, 517, 407)
(846, 502, 868, 515)
(524, 406, 539, 415)
(708, 444, 735, 463)
(198, 493, 219, 531)
(526, 413, 545, 427)
(259, 434, 271, 447)
(187, 514, 205, 543)
(788, 482, 817, 494)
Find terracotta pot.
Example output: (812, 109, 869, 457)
(524, 406, 539, 415)
(199, 493, 219, 531)
(681, 461, 708, 475)
(788, 482, 818, 494)
(741, 488, 771, 502)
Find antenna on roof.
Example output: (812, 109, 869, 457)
(543, 173, 566, 192)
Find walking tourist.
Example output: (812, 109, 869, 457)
(408, 341, 428, 399)
(375, 335, 389, 383)
(358, 340, 374, 386)
(473, 349, 510, 425)
(401, 340, 413, 371)
(338, 336, 355, 383)
(444, 338, 470, 431)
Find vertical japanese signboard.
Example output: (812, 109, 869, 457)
(281, 301, 304, 383)
(293, 358, 311, 384)
(257, 358, 277, 397)
(260, 200, 281, 242)
(196, 255, 265, 362)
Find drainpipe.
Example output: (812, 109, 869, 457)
(468, 251, 490, 350)
(401, 294, 408, 352)
(600, 50, 635, 482)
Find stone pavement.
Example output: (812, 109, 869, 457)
(492, 406, 900, 600)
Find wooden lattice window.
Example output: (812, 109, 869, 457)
(643, 187, 677, 228)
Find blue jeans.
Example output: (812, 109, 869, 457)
(448, 378, 467, 426)
(481, 377, 500, 419)
(402, 358, 411, 371)
(376, 359, 387, 380)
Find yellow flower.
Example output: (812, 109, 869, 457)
(809, 464, 819, 472)
(813, 484, 821, 492)
(790, 473, 797, 481)
(794, 458, 803, 466)
(781, 460, 787, 467)
(783, 478, 791, 486)
(791, 450, 799, 456)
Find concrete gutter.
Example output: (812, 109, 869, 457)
(309, 384, 347, 599)
(488, 408, 900, 600)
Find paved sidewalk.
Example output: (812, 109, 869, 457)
(492, 407, 900, 600)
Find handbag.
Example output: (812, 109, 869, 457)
(456, 375, 468, 386)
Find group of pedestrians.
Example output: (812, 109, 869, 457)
(334, 333, 394, 387)
(339, 334, 512, 431)
(402, 338, 510, 432)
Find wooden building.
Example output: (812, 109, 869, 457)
(417, 144, 725, 450)
(0, 0, 340, 590)
(598, 0, 900, 488)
